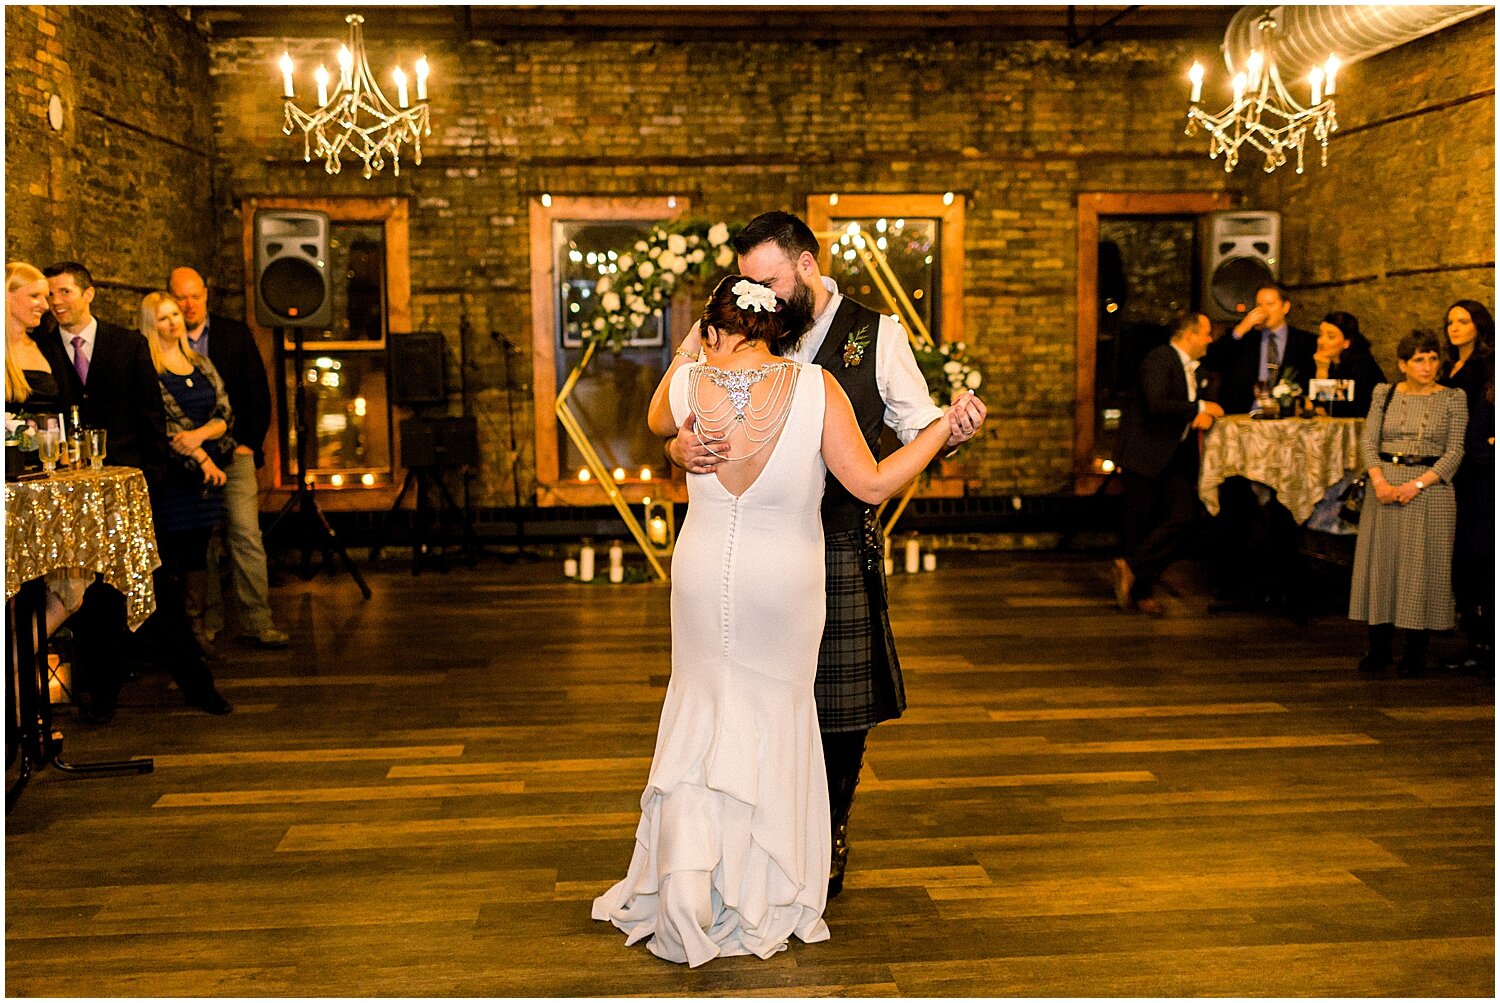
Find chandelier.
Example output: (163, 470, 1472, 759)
(1185, 11, 1340, 175)
(278, 14, 431, 179)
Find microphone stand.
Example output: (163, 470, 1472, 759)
(491, 330, 536, 561)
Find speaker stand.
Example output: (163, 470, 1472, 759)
(371, 464, 479, 575)
(265, 325, 373, 600)
(492, 330, 538, 562)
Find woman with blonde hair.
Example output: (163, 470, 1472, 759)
(5, 261, 66, 415)
(136, 290, 234, 714)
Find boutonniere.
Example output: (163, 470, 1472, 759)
(842, 324, 872, 368)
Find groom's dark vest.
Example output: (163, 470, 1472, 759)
(812, 297, 886, 535)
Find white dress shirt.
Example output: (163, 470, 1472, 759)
(1171, 342, 1206, 439)
(58, 316, 98, 370)
(786, 277, 945, 444)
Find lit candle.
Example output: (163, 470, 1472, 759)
(280, 52, 295, 98)
(1324, 55, 1340, 95)
(1247, 50, 1263, 88)
(393, 67, 408, 109)
(640, 467, 652, 482)
(609, 564, 624, 584)
(564, 557, 578, 578)
(923, 552, 937, 572)
(577, 467, 590, 482)
(905, 537, 921, 574)
(1309, 66, 1324, 105)
(943, 191, 955, 206)
(612, 467, 626, 482)
(579, 541, 595, 582)
(1188, 62, 1204, 103)
(828, 193, 839, 206)
(608, 540, 624, 572)
(337, 44, 352, 90)
(648, 516, 668, 547)
(415, 55, 429, 100)
(1232, 72, 1247, 109)
(315, 64, 330, 107)
(884, 557, 894, 576)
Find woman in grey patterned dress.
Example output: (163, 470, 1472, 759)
(1350, 331, 1467, 677)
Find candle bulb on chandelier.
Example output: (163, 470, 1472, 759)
(393, 66, 409, 108)
(415, 56, 429, 100)
(1246, 50, 1264, 89)
(337, 44, 352, 90)
(279, 52, 295, 98)
(1188, 62, 1204, 104)
(314, 64, 330, 107)
(1309, 66, 1324, 106)
(1324, 55, 1340, 95)
(1232, 72, 1247, 110)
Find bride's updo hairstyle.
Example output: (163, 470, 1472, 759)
(700, 274, 801, 356)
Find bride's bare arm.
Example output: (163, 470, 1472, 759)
(648, 322, 704, 438)
(821, 369, 958, 504)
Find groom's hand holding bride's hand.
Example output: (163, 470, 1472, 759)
(944, 390, 987, 449)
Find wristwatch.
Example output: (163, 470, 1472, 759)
(1413, 479, 1426, 491)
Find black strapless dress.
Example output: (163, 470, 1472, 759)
(17, 368, 63, 416)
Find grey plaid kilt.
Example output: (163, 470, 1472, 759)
(816, 518, 905, 733)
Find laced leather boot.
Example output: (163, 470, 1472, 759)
(824, 729, 867, 899)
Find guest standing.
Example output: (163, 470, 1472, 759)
(1203, 283, 1318, 415)
(37, 262, 172, 723)
(1437, 300, 1495, 677)
(138, 291, 234, 714)
(1313, 311, 1386, 415)
(168, 267, 288, 651)
(1350, 331, 1467, 677)
(1113, 310, 1223, 616)
(5, 262, 68, 418)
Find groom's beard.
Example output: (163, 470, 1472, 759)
(775, 276, 818, 354)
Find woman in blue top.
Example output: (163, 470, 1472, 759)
(138, 291, 233, 714)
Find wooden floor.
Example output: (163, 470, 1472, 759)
(6, 552, 1494, 997)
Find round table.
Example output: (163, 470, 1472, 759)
(1199, 415, 1364, 524)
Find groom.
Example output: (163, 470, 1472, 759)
(666, 210, 988, 896)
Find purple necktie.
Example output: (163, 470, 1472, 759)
(71, 335, 89, 385)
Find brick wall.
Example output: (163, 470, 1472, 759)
(4, 6, 219, 324)
(1246, 12, 1496, 365)
(207, 34, 1244, 503)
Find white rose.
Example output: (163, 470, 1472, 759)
(661, 271, 676, 287)
(602, 292, 621, 313)
(631, 311, 647, 326)
(943, 360, 962, 375)
(596, 275, 612, 295)
(965, 370, 982, 390)
(658, 250, 678, 271)
(708, 222, 730, 246)
(672, 257, 688, 274)
(668, 233, 687, 255)
(689, 248, 705, 264)
(635, 241, 648, 252)
(649, 246, 661, 259)
(637, 261, 655, 279)
(654, 308, 663, 317)
(716, 244, 734, 268)
(619, 254, 634, 270)
(1272, 384, 1289, 397)
(592, 317, 606, 331)
(628, 296, 647, 313)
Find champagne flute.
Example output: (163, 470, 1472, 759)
(37, 425, 61, 475)
(86, 428, 107, 471)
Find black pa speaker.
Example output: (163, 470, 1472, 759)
(1202, 210, 1281, 322)
(389, 331, 448, 405)
(254, 209, 332, 328)
(400, 416, 480, 469)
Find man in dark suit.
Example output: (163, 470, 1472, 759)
(1203, 283, 1317, 415)
(40, 261, 230, 720)
(169, 267, 288, 650)
(1113, 310, 1223, 616)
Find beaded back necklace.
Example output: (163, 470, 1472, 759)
(687, 362, 800, 461)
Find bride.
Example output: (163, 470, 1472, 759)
(591, 276, 966, 966)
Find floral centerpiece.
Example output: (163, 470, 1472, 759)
(583, 219, 743, 350)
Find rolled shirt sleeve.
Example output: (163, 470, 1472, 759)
(875, 314, 946, 444)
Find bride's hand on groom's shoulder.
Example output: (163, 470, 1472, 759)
(944, 391, 987, 447)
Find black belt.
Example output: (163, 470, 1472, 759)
(1379, 452, 1440, 466)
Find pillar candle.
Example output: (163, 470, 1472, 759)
(884, 558, 894, 576)
(564, 558, 578, 579)
(579, 543, 595, 582)
(923, 552, 937, 572)
(609, 565, 624, 584)
(608, 541, 624, 571)
(905, 537, 921, 574)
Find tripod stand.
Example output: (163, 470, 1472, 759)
(491, 330, 537, 561)
(265, 325, 372, 600)
(371, 416, 480, 574)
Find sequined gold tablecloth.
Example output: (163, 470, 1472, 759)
(5, 466, 160, 629)
(1199, 416, 1364, 524)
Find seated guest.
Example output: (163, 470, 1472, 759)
(1350, 331, 1467, 677)
(6, 262, 68, 418)
(1313, 311, 1386, 415)
(1438, 300, 1495, 677)
(1112, 310, 1224, 616)
(139, 290, 234, 715)
(37, 261, 172, 723)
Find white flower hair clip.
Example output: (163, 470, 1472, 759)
(731, 279, 779, 314)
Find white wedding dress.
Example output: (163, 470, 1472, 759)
(592, 361, 832, 966)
